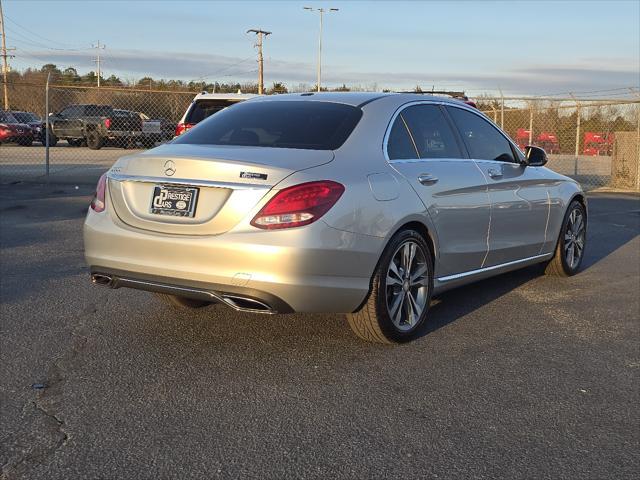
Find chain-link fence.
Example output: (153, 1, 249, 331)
(478, 97, 640, 191)
(1, 82, 195, 182)
(1, 81, 639, 191)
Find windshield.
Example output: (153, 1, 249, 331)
(12, 112, 40, 123)
(0, 111, 18, 123)
(175, 100, 363, 150)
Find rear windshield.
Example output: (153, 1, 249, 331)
(85, 105, 113, 117)
(175, 100, 363, 150)
(185, 99, 243, 124)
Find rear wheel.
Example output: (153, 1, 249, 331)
(347, 229, 433, 344)
(545, 200, 587, 276)
(86, 130, 104, 150)
(155, 293, 212, 309)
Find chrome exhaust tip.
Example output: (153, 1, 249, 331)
(91, 273, 113, 287)
(222, 294, 274, 313)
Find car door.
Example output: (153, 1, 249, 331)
(53, 106, 74, 136)
(446, 106, 549, 265)
(387, 103, 491, 278)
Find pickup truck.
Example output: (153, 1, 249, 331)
(48, 104, 142, 150)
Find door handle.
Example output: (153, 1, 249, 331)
(487, 168, 503, 179)
(418, 173, 438, 185)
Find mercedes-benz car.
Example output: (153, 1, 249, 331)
(84, 93, 587, 344)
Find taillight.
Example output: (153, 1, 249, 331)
(104, 118, 112, 129)
(90, 173, 107, 213)
(175, 122, 195, 136)
(250, 181, 345, 229)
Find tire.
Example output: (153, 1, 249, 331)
(545, 200, 587, 277)
(86, 130, 104, 150)
(347, 229, 434, 344)
(155, 293, 212, 309)
(47, 134, 58, 147)
(66, 138, 80, 147)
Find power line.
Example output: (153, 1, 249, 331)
(190, 55, 255, 82)
(3, 13, 85, 49)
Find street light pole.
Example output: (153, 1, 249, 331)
(304, 6, 338, 92)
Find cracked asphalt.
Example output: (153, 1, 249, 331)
(1, 184, 638, 479)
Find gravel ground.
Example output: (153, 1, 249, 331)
(1, 184, 638, 479)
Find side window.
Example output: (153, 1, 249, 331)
(401, 105, 463, 159)
(66, 106, 82, 118)
(447, 107, 516, 163)
(59, 106, 74, 118)
(387, 115, 418, 160)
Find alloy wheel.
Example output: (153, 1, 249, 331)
(564, 207, 586, 269)
(385, 240, 430, 332)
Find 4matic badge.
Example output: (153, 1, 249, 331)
(240, 171, 268, 180)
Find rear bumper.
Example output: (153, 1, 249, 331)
(84, 206, 384, 313)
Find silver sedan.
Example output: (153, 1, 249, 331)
(84, 93, 587, 343)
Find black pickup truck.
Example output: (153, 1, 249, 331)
(48, 104, 142, 149)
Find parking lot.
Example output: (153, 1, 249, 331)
(1, 183, 638, 479)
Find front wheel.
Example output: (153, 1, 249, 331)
(545, 200, 587, 276)
(347, 229, 433, 344)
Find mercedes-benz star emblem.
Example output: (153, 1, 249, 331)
(164, 160, 176, 176)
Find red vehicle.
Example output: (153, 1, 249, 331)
(515, 129, 559, 153)
(515, 128, 531, 151)
(536, 132, 559, 154)
(0, 111, 34, 146)
(583, 132, 614, 156)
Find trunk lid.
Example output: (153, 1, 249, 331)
(107, 143, 334, 235)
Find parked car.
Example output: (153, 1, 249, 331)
(10, 111, 44, 144)
(48, 104, 142, 149)
(138, 112, 176, 148)
(0, 110, 34, 146)
(85, 93, 587, 344)
(175, 92, 256, 136)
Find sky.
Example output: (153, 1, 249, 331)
(2, 0, 640, 97)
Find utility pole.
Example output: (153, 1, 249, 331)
(247, 29, 271, 95)
(92, 40, 105, 87)
(0, 0, 16, 109)
(304, 6, 338, 92)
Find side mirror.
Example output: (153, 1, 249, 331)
(523, 145, 547, 167)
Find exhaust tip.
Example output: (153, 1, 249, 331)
(91, 274, 113, 286)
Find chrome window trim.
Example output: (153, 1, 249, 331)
(107, 172, 271, 191)
(436, 252, 552, 283)
(383, 99, 479, 163)
(444, 104, 526, 164)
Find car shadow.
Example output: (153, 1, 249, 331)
(420, 265, 542, 338)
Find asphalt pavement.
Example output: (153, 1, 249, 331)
(1, 184, 638, 479)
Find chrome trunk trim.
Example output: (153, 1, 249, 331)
(107, 172, 271, 191)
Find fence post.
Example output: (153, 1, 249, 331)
(528, 101, 533, 145)
(571, 94, 580, 177)
(45, 72, 50, 178)
(499, 88, 504, 129)
(636, 101, 640, 191)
